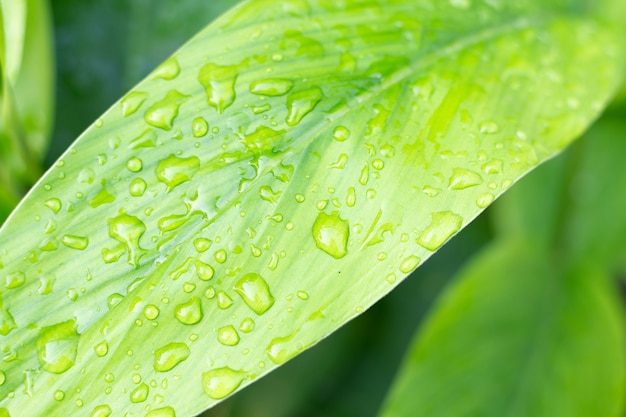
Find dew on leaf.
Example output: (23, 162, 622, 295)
(192, 117, 209, 138)
(145, 406, 176, 417)
(44, 198, 62, 214)
(476, 193, 495, 208)
(214, 249, 227, 264)
(129, 178, 148, 197)
(5, 271, 25, 289)
(422, 186, 441, 198)
(89, 186, 116, 208)
(90, 404, 112, 417)
(144, 90, 189, 131)
(416, 211, 463, 251)
(217, 325, 240, 346)
(266, 333, 301, 364)
(329, 153, 348, 169)
(121, 91, 148, 117)
(130, 383, 149, 403)
(155, 154, 200, 191)
(78, 168, 96, 184)
(0, 371, 4, 385)
(61, 235, 89, 251)
(448, 168, 483, 190)
(198, 62, 238, 113)
(126, 157, 143, 172)
(36, 320, 80, 374)
(250, 78, 294, 96)
(286, 87, 323, 126)
(194, 238, 212, 253)
(94, 340, 109, 357)
(0, 307, 16, 335)
(399, 255, 421, 273)
(195, 261, 215, 281)
(251, 103, 271, 114)
(108, 213, 146, 267)
(202, 367, 246, 399)
(174, 297, 203, 325)
(129, 129, 157, 149)
(234, 273, 275, 315)
(54, 390, 65, 401)
(239, 317, 255, 333)
(479, 120, 500, 134)
(312, 211, 349, 259)
(153, 342, 190, 372)
(481, 159, 503, 174)
(259, 186, 281, 204)
(372, 159, 385, 170)
(217, 291, 234, 309)
(333, 126, 350, 142)
(153, 57, 180, 80)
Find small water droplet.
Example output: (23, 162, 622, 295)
(90, 404, 112, 417)
(144, 304, 160, 320)
(153, 57, 180, 80)
(145, 406, 176, 417)
(195, 260, 215, 281)
(144, 90, 189, 131)
(194, 238, 212, 253)
(54, 390, 65, 401)
(94, 340, 109, 357)
(239, 317, 255, 333)
(36, 320, 80, 374)
(476, 193, 495, 208)
(312, 211, 349, 259)
(297, 291, 309, 300)
(174, 297, 203, 325)
(332, 126, 350, 142)
(217, 325, 240, 346)
(129, 178, 148, 197)
(259, 186, 282, 204)
(155, 154, 200, 191)
(89, 186, 116, 208)
(121, 91, 149, 117)
(130, 383, 149, 403)
(372, 159, 384, 170)
(448, 168, 483, 190)
(266, 333, 302, 364)
(399, 255, 421, 273)
(108, 213, 146, 267)
(217, 291, 234, 309)
(198, 62, 239, 113)
(202, 367, 246, 399)
(192, 117, 209, 138)
(479, 121, 499, 134)
(126, 157, 143, 172)
(234, 273, 275, 315)
(286, 87, 323, 126)
(250, 78, 294, 96)
(416, 211, 463, 251)
(481, 159, 503, 175)
(5, 271, 25, 289)
(44, 198, 62, 214)
(153, 342, 190, 372)
(61, 235, 89, 251)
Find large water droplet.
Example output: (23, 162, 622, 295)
(259, 186, 281, 204)
(217, 325, 240, 346)
(129, 178, 148, 197)
(198, 62, 238, 113)
(44, 198, 62, 214)
(153, 342, 190, 372)
(217, 291, 234, 309)
(94, 340, 109, 357)
(195, 261, 214, 281)
(312, 211, 349, 259)
(126, 157, 143, 173)
(108, 213, 146, 267)
(234, 273, 275, 315)
(202, 367, 246, 399)
(130, 382, 149, 403)
(61, 235, 89, 251)
(249, 78, 294, 96)
(174, 297, 203, 325)
(121, 91, 148, 117)
(286, 87, 323, 126)
(153, 57, 180, 80)
(90, 404, 112, 417)
(144, 90, 188, 131)
(145, 406, 176, 417)
(416, 211, 463, 251)
(448, 168, 483, 190)
(36, 320, 80, 374)
(192, 117, 209, 138)
(155, 154, 200, 191)
(266, 333, 301, 364)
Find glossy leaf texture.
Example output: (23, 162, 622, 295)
(0, 0, 624, 415)
(378, 114, 626, 417)
(379, 239, 626, 417)
(0, 0, 54, 219)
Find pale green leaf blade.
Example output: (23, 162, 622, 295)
(379, 239, 626, 417)
(0, 1, 624, 416)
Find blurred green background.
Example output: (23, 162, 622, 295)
(3, 1, 624, 416)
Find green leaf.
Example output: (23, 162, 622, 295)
(0, 0, 624, 415)
(379, 239, 626, 417)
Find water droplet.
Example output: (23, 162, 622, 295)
(286, 87, 323, 126)
(217, 291, 234, 309)
(194, 238, 212, 253)
(250, 78, 293, 96)
(214, 249, 227, 264)
(399, 255, 421, 273)
(193, 260, 214, 281)
(416, 211, 463, 251)
(448, 168, 483, 190)
(5, 271, 25, 289)
(234, 273, 275, 315)
(479, 121, 499, 134)
(61, 235, 89, 251)
(145, 406, 176, 417)
(372, 159, 385, 170)
(144, 90, 189, 131)
(154, 342, 190, 372)
(155, 154, 200, 191)
(94, 340, 109, 357)
(54, 390, 65, 401)
(312, 211, 349, 259)
(44, 198, 62, 214)
(476, 193, 495, 208)
(217, 325, 240, 346)
(198, 62, 238, 113)
(481, 159, 503, 175)
(239, 317, 255, 333)
(36, 320, 80, 374)
(121, 91, 148, 117)
(202, 367, 246, 399)
(380, 143, 396, 158)
(259, 186, 281, 204)
(359, 164, 369, 186)
(153, 57, 180, 80)
(297, 291, 309, 300)
(128, 178, 148, 197)
(251, 103, 271, 114)
(90, 404, 112, 417)
(126, 157, 143, 172)
(266, 333, 302, 364)
(0, 371, 4, 385)
(333, 126, 350, 142)
(128, 382, 149, 403)
(78, 168, 96, 185)
(174, 297, 203, 325)
(89, 186, 116, 208)
(192, 117, 209, 138)
(108, 213, 146, 267)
